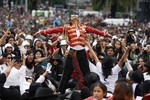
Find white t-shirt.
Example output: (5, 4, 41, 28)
(143, 72, 150, 80)
(19, 65, 34, 78)
(96, 62, 121, 93)
(4, 66, 26, 88)
(0, 64, 7, 74)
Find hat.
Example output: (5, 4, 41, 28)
(25, 35, 33, 40)
(112, 35, 118, 40)
(60, 40, 67, 46)
(33, 38, 43, 46)
(31, 87, 58, 100)
(71, 15, 78, 21)
(128, 29, 135, 33)
(144, 60, 150, 68)
(3, 43, 14, 52)
(22, 40, 30, 47)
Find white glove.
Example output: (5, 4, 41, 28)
(46, 63, 52, 73)
(47, 80, 56, 91)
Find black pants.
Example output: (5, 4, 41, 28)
(58, 49, 90, 94)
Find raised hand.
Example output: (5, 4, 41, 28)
(6, 59, 16, 67)
(3, 29, 11, 37)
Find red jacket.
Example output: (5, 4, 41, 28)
(41, 24, 108, 47)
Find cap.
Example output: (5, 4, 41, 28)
(25, 35, 33, 40)
(3, 43, 14, 51)
(71, 15, 78, 21)
(33, 38, 43, 46)
(60, 40, 67, 46)
(128, 29, 135, 33)
(22, 40, 30, 47)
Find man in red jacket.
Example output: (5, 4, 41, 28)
(34, 15, 111, 94)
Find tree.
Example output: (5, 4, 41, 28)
(91, 0, 137, 18)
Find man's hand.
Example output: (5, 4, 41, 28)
(3, 29, 11, 37)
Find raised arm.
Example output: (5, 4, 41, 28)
(118, 46, 130, 68)
(85, 40, 99, 64)
(85, 26, 111, 37)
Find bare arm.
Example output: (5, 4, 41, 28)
(34, 56, 49, 63)
(43, 41, 48, 55)
(85, 40, 99, 64)
(118, 46, 130, 68)
(0, 30, 11, 46)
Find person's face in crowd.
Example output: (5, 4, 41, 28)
(107, 48, 114, 56)
(92, 86, 106, 100)
(5, 47, 13, 53)
(114, 41, 121, 49)
(121, 38, 126, 47)
(8, 37, 15, 46)
(14, 61, 22, 69)
(24, 45, 31, 51)
(35, 40, 42, 47)
(27, 53, 34, 62)
(5, 54, 12, 63)
(146, 44, 150, 53)
(105, 40, 110, 46)
(61, 45, 67, 51)
(139, 58, 145, 66)
(100, 40, 106, 47)
(35, 51, 42, 59)
(53, 59, 59, 65)
(64, 51, 69, 57)
(130, 43, 137, 50)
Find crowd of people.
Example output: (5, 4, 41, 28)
(0, 6, 150, 100)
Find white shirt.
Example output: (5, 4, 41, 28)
(0, 64, 7, 74)
(143, 72, 150, 80)
(20, 75, 45, 95)
(96, 61, 121, 93)
(88, 61, 101, 81)
(76, 29, 80, 38)
(70, 45, 85, 51)
(4, 66, 26, 88)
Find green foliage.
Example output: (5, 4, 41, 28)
(91, 0, 137, 17)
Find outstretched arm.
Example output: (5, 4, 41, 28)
(40, 26, 64, 35)
(85, 26, 111, 37)
(34, 26, 64, 36)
